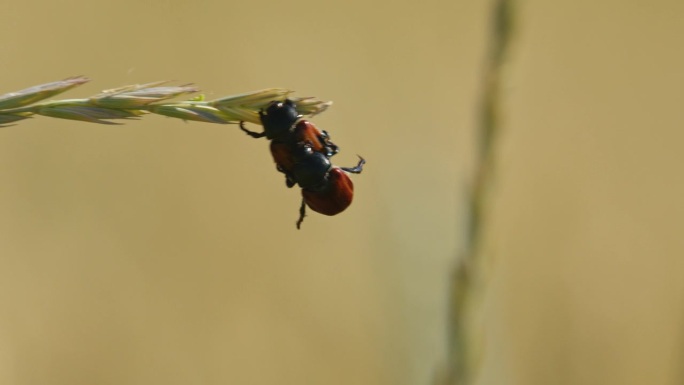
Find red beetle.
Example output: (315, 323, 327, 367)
(288, 144, 365, 228)
(240, 99, 365, 228)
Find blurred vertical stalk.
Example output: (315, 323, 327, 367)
(442, 0, 515, 384)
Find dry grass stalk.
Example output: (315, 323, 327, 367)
(440, 0, 516, 384)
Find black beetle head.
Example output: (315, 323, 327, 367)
(260, 99, 301, 140)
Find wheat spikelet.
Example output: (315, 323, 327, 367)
(0, 77, 332, 127)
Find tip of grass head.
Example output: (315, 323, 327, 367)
(0, 76, 89, 110)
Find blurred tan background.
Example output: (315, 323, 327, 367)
(1, 0, 683, 384)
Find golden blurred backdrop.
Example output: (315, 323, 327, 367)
(0, 0, 683, 384)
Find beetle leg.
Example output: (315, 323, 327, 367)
(296, 199, 307, 229)
(319, 130, 339, 157)
(239, 121, 266, 138)
(286, 176, 296, 188)
(341, 155, 366, 174)
(276, 164, 297, 188)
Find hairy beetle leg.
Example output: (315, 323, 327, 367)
(296, 199, 307, 230)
